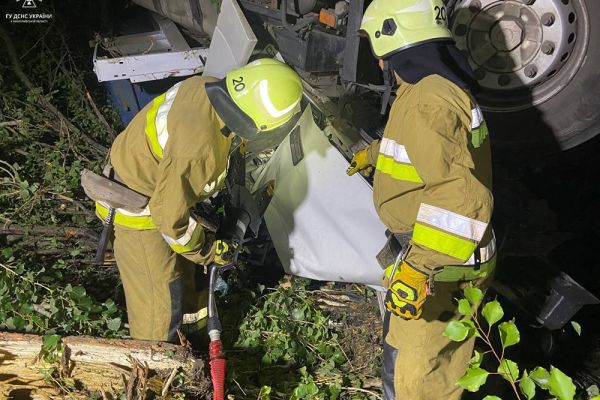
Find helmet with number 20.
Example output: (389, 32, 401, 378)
(226, 59, 302, 133)
(360, 0, 453, 59)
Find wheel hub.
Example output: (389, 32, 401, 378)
(451, 0, 581, 96)
(490, 19, 524, 51)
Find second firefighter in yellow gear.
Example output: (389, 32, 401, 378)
(356, 0, 496, 399)
(93, 59, 302, 342)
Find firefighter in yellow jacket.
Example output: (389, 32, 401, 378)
(95, 59, 302, 342)
(347, 1, 496, 399)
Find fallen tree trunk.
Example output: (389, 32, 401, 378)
(0, 224, 98, 240)
(0, 332, 208, 398)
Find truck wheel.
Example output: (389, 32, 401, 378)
(451, 0, 599, 152)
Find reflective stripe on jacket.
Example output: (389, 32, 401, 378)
(105, 76, 233, 264)
(366, 74, 494, 274)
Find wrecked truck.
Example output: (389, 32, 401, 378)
(92, 0, 599, 331)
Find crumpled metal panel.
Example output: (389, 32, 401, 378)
(132, 0, 220, 38)
(203, 0, 257, 79)
(251, 106, 387, 287)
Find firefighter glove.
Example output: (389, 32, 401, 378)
(346, 148, 373, 176)
(385, 261, 428, 320)
(213, 239, 238, 266)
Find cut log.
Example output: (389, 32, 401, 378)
(0, 332, 207, 398)
(0, 224, 98, 240)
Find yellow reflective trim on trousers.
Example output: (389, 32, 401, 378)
(384, 255, 496, 283)
(471, 122, 489, 149)
(182, 306, 208, 325)
(167, 222, 204, 254)
(145, 93, 167, 159)
(413, 223, 477, 261)
(376, 155, 423, 183)
(435, 254, 496, 282)
(95, 202, 156, 230)
(183, 307, 208, 328)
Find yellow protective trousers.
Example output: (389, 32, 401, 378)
(113, 225, 208, 342)
(382, 271, 494, 400)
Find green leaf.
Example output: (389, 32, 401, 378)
(70, 285, 86, 299)
(482, 300, 504, 326)
(332, 350, 346, 365)
(444, 320, 471, 342)
(298, 366, 308, 378)
(457, 367, 489, 392)
(548, 366, 576, 400)
(590, 396, 600, 400)
(107, 317, 121, 332)
(519, 370, 536, 400)
(261, 353, 272, 365)
(164, 350, 175, 359)
(293, 380, 319, 399)
(1, 248, 13, 258)
(529, 366, 550, 389)
(498, 320, 520, 348)
(497, 359, 519, 382)
(42, 334, 61, 352)
(291, 308, 304, 321)
(293, 383, 307, 399)
(469, 350, 484, 368)
(328, 383, 342, 400)
(482, 397, 502, 400)
(570, 321, 581, 336)
(40, 334, 62, 363)
(306, 381, 319, 396)
(258, 386, 271, 400)
(464, 286, 483, 306)
(457, 298, 472, 315)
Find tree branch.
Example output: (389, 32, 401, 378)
(86, 91, 117, 140)
(0, 120, 22, 128)
(0, 25, 109, 156)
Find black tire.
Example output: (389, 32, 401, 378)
(476, 0, 599, 155)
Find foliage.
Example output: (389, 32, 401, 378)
(229, 277, 381, 399)
(444, 286, 577, 400)
(0, 248, 126, 336)
(0, 10, 125, 340)
(0, 24, 114, 227)
(236, 279, 346, 368)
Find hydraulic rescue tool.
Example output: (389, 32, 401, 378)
(207, 138, 274, 400)
(207, 205, 250, 400)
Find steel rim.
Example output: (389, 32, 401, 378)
(451, 0, 589, 111)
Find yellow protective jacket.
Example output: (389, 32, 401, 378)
(96, 76, 233, 265)
(365, 75, 495, 280)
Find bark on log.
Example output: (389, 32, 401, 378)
(0, 332, 206, 398)
(0, 224, 98, 240)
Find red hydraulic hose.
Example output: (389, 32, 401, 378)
(209, 339, 226, 400)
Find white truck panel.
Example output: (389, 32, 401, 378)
(252, 106, 388, 288)
(203, 0, 257, 79)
